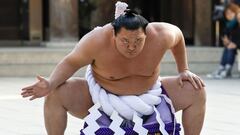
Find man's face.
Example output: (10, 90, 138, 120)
(114, 27, 146, 58)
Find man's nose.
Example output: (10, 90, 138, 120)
(127, 44, 136, 51)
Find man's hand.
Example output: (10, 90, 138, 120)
(21, 75, 52, 100)
(177, 70, 205, 90)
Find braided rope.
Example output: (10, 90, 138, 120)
(85, 65, 176, 134)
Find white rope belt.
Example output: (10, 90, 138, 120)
(83, 65, 176, 135)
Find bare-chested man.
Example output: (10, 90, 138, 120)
(21, 5, 206, 135)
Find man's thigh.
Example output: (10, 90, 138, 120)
(160, 76, 201, 112)
(51, 77, 93, 119)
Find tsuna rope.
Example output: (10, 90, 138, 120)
(83, 65, 176, 134)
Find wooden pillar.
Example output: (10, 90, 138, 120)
(49, 0, 78, 41)
(194, 0, 212, 46)
(29, 0, 42, 41)
(90, 0, 117, 27)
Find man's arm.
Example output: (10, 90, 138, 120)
(21, 30, 99, 100)
(169, 26, 189, 73)
(166, 24, 204, 89)
(49, 32, 97, 89)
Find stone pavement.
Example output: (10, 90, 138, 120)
(0, 77, 239, 135)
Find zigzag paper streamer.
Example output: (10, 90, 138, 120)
(109, 111, 125, 135)
(82, 103, 101, 135)
(160, 94, 176, 135)
(133, 112, 148, 135)
(153, 106, 168, 135)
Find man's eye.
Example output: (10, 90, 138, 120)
(135, 39, 142, 43)
(122, 40, 129, 44)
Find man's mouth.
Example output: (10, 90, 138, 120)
(127, 51, 136, 54)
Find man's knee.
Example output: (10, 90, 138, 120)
(197, 87, 206, 105)
(183, 81, 206, 105)
(44, 85, 65, 108)
(44, 80, 74, 105)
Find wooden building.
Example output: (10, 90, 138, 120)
(0, 0, 215, 46)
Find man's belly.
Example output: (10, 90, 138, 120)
(92, 71, 159, 96)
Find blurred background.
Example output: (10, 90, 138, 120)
(0, 0, 213, 45)
(0, 0, 240, 135)
(0, 0, 239, 76)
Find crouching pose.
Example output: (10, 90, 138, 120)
(21, 1, 206, 135)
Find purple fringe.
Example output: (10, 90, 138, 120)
(80, 122, 181, 135)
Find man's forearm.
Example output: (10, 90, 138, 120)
(48, 59, 79, 89)
(171, 38, 189, 73)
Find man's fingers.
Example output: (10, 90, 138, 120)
(193, 77, 202, 90)
(178, 77, 183, 88)
(201, 80, 205, 87)
(194, 75, 205, 88)
(22, 91, 34, 98)
(22, 84, 34, 91)
(189, 77, 198, 89)
(30, 95, 38, 101)
(199, 77, 205, 87)
(37, 75, 45, 81)
(21, 90, 29, 95)
(196, 76, 205, 87)
(22, 93, 33, 98)
(21, 90, 34, 95)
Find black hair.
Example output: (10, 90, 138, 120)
(111, 9, 149, 35)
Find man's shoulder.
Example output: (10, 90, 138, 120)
(85, 25, 109, 42)
(147, 23, 182, 48)
(72, 24, 112, 60)
(148, 22, 181, 34)
(77, 24, 112, 49)
(91, 23, 112, 35)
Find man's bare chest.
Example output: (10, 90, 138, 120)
(93, 51, 162, 80)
